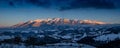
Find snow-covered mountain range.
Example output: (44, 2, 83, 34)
(13, 18, 106, 28)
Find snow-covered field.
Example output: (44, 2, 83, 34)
(94, 33, 120, 41)
(0, 43, 95, 48)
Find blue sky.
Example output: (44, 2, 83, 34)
(0, 0, 120, 26)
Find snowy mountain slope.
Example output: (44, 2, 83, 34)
(0, 23, 120, 48)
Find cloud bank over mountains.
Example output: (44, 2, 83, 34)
(0, 0, 120, 10)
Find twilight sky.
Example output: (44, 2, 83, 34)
(0, 0, 120, 27)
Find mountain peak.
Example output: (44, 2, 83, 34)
(34, 19, 43, 22)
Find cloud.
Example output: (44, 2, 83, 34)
(8, 1, 15, 6)
(1, 0, 120, 10)
(59, 0, 116, 10)
(26, 0, 51, 7)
